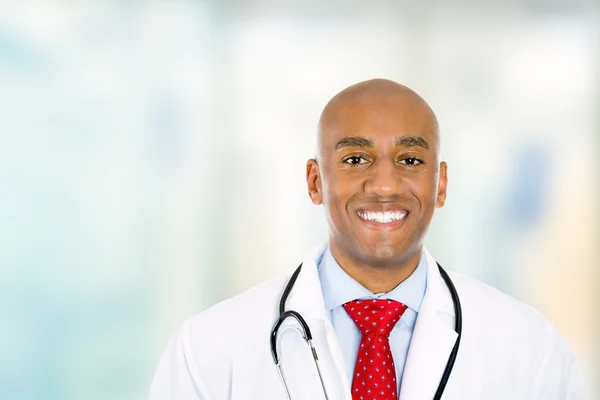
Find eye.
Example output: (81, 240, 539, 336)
(399, 157, 423, 166)
(344, 156, 369, 165)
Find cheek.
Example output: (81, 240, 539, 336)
(325, 186, 352, 219)
(323, 180, 362, 229)
(322, 172, 357, 205)
(408, 174, 438, 205)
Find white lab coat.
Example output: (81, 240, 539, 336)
(149, 244, 584, 399)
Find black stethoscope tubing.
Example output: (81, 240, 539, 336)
(270, 261, 462, 400)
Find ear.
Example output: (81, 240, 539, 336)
(306, 159, 323, 205)
(436, 161, 448, 208)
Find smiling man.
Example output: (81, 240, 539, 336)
(307, 79, 445, 296)
(150, 79, 583, 400)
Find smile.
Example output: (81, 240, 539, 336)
(356, 210, 408, 223)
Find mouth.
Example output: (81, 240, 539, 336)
(356, 209, 409, 230)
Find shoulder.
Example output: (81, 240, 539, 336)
(176, 274, 291, 359)
(446, 271, 582, 396)
(447, 271, 571, 354)
(188, 275, 288, 333)
(449, 271, 553, 330)
(166, 275, 290, 385)
(151, 275, 294, 399)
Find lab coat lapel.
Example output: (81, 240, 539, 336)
(284, 244, 329, 321)
(399, 248, 458, 400)
(280, 245, 352, 399)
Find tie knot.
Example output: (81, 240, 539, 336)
(342, 299, 407, 337)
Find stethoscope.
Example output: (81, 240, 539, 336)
(270, 262, 462, 400)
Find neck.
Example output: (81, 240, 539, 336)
(329, 245, 423, 293)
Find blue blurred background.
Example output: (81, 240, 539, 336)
(1, 1, 598, 399)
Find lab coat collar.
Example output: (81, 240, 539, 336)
(284, 243, 330, 321)
(281, 243, 352, 399)
(399, 247, 459, 400)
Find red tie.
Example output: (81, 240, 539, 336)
(343, 299, 408, 400)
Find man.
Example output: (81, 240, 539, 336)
(149, 79, 583, 399)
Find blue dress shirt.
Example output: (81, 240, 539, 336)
(316, 246, 428, 392)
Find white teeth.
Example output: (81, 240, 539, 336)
(357, 210, 407, 223)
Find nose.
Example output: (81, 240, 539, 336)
(364, 158, 402, 197)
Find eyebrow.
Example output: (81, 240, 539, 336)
(334, 136, 374, 150)
(334, 135, 430, 150)
(395, 136, 430, 150)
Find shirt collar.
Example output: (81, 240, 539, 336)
(317, 245, 428, 313)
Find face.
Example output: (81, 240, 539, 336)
(307, 93, 448, 267)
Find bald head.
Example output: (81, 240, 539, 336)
(316, 79, 440, 161)
(306, 78, 448, 280)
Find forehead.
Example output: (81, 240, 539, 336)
(319, 92, 439, 149)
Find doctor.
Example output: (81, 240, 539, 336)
(149, 79, 583, 399)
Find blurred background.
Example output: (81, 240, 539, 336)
(1, 1, 598, 399)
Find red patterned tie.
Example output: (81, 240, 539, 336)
(343, 299, 408, 400)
